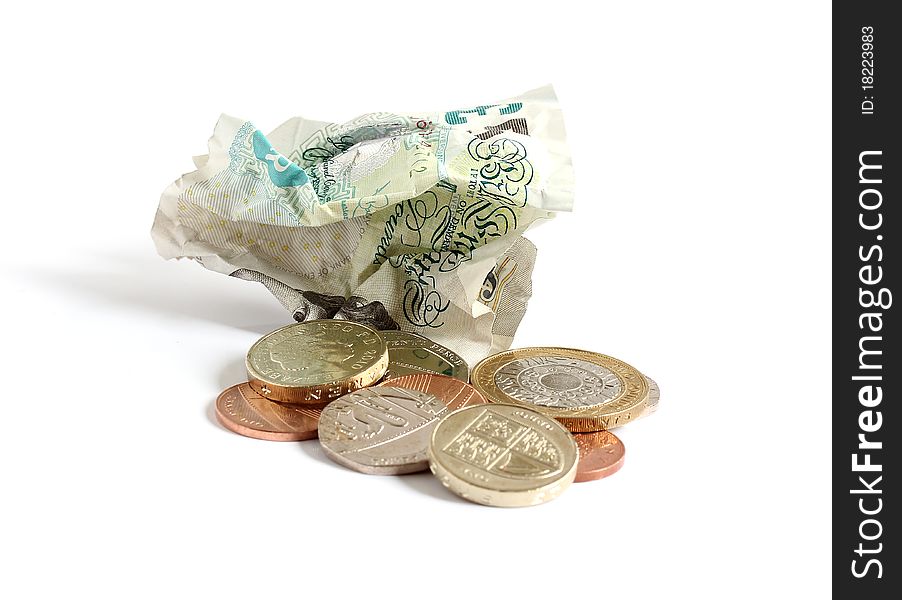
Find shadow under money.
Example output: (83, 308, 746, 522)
(218, 356, 250, 391)
(296, 438, 339, 466)
(393, 471, 471, 505)
(295, 442, 469, 504)
(17, 248, 291, 334)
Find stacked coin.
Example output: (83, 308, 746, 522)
(246, 320, 389, 405)
(215, 320, 660, 507)
(471, 347, 652, 431)
(216, 321, 477, 443)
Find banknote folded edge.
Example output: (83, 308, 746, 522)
(509, 85, 575, 212)
(150, 87, 575, 365)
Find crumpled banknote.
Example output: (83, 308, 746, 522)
(152, 86, 574, 365)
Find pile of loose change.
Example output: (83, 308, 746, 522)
(215, 320, 659, 507)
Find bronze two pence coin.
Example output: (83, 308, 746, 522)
(379, 373, 487, 411)
(572, 430, 626, 483)
(215, 383, 320, 442)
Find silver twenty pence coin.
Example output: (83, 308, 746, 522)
(318, 386, 449, 475)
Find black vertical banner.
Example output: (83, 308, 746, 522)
(834, 3, 898, 595)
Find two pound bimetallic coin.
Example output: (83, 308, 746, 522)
(471, 347, 649, 433)
(428, 404, 578, 507)
(246, 320, 388, 407)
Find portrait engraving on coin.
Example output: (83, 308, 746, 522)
(262, 327, 377, 380)
(493, 356, 623, 408)
(249, 321, 385, 385)
(247, 321, 388, 405)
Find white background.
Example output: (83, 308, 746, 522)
(1, 2, 830, 598)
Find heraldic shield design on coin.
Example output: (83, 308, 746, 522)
(428, 404, 578, 507)
(318, 386, 448, 475)
(443, 409, 563, 479)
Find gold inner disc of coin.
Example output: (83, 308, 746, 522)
(471, 347, 648, 432)
(246, 320, 388, 405)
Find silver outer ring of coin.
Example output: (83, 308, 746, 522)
(380, 330, 469, 382)
(641, 374, 660, 416)
(317, 386, 448, 475)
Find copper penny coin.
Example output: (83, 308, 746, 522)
(215, 383, 320, 441)
(378, 373, 487, 411)
(573, 430, 626, 483)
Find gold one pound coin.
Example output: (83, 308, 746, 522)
(246, 320, 388, 406)
(428, 404, 578, 507)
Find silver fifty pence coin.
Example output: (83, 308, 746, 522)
(318, 386, 449, 475)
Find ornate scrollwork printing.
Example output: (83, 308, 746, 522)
(466, 137, 534, 208)
(398, 190, 450, 249)
(401, 279, 450, 328)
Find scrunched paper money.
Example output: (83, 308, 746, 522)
(152, 86, 574, 365)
